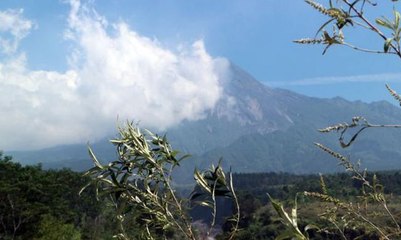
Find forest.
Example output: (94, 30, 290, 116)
(3, 149, 401, 239)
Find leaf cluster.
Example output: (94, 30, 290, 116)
(82, 122, 240, 240)
(296, 0, 401, 57)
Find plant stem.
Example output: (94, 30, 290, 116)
(160, 166, 196, 240)
(382, 201, 401, 234)
(342, 42, 393, 54)
(343, 0, 401, 58)
(228, 171, 240, 240)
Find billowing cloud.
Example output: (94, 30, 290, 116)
(0, 0, 229, 150)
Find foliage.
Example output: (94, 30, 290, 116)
(267, 194, 311, 240)
(212, 170, 401, 239)
(269, 1, 401, 239)
(300, 143, 401, 239)
(192, 161, 240, 239)
(295, 0, 401, 57)
(0, 152, 110, 240)
(82, 122, 239, 239)
(34, 214, 81, 240)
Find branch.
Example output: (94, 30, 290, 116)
(343, 0, 401, 58)
(228, 171, 240, 240)
(319, 116, 401, 148)
(342, 42, 396, 54)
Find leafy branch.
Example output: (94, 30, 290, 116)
(81, 122, 239, 239)
(309, 144, 401, 239)
(296, 0, 401, 57)
(318, 116, 401, 148)
(274, 1, 401, 239)
(191, 161, 240, 239)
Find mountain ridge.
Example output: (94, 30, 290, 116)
(7, 63, 401, 179)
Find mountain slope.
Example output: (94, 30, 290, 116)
(166, 64, 295, 154)
(8, 63, 401, 178)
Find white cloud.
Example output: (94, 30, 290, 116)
(0, 54, 86, 150)
(0, 1, 229, 150)
(0, 9, 34, 54)
(269, 73, 401, 87)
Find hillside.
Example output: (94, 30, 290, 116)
(8, 63, 401, 179)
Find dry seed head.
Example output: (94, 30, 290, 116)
(326, 8, 346, 21)
(314, 143, 346, 161)
(305, 0, 346, 21)
(386, 84, 401, 105)
(319, 123, 348, 132)
(304, 192, 350, 210)
(314, 143, 353, 171)
(352, 116, 363, 123)
(319, 174, 328, 195)
(293, 38, 324, 44)
(304, 191, 341, 204)
(305, 0, 330, 16)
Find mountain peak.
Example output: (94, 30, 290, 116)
(10, 64, 401, 180)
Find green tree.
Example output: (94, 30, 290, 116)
(0, 152, 108, 239)
(34, 214, 81, 240)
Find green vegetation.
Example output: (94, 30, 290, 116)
(0, 152, 117, 240)
(4, 131, 401, 240)
(296, 0, 401, 57)
(5, 147, 401, 240)
(81, 122, 240, 239)
(222, 171, 401, 239)
(0, 124, 242, 239)
(35, 214, 81, 240)
(267, 0, 401, 239)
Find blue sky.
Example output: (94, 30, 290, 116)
(2, 0, 401, 101)
(0, 0, 401, 150)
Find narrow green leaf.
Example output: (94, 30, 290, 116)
(395, 28, 401, 41)
(268, 194, 291, 223)
(395, 10, 400, 29)
(109, 170, 120, 187)
(79, 182, 92, 196)
(194, 169, 211, 193)
(83, 166, 101, 176)
(291, 207, 298, 227)
(189, 192, 204, 200)
(314, 18, 335, 38)
(376, 18, 394, 30)
(120, 172, 130, 185)
(384, 38, 393, 52)
(304, 224, 320, 232)
(198, 201, 213, 208)
(88, 146, 103, 169)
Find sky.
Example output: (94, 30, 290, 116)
(1, 0, 401, 150)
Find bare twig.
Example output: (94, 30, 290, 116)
(342, 42, 395, 54)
